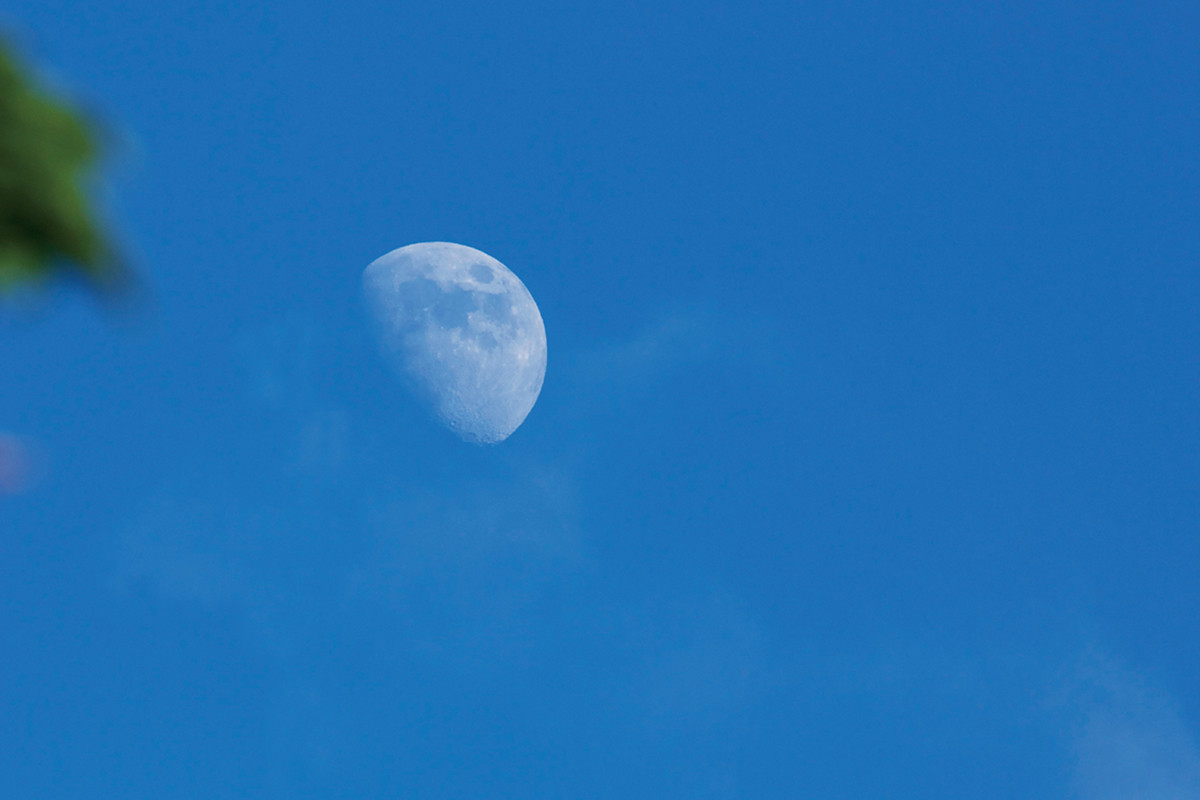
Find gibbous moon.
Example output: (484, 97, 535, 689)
(363, 242, 547, 444)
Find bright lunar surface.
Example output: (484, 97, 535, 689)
(363, 242, 547, 444)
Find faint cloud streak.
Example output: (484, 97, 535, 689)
(0, 432, 43, 495)
(113, 492, 247, 606)
(1069, 655, 1200, 800)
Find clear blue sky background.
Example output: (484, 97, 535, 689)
(3, 1, 1198, 797)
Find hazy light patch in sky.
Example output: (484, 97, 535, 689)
(115, 492, 247, 607)
(0, 432, 39, 494)
(620, 592, 767, 726)
(354, 465, 584, 657)
(569, 303, 770, 391)
(1070, 656, 1200, 800)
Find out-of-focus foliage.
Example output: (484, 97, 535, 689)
(0, 40, 121, 293)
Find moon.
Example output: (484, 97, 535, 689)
(363, 242, 547, 444)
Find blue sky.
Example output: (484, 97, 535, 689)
(2, 0, 1198, 796)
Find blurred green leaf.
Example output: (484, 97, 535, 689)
(0, 40, 123, 293)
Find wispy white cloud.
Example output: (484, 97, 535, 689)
(1069, 655, 1200, 800)
(621, 592, 766, 725)
(348, 461, 584, 669)
(236, 314, 353, 479)
(579, 306, 716, 383)
(291, 408, 351, 477)
(566, 303, 769, 398)
(0, 432, 41, 495)
(235, 313, 322, 410)
(114, 492, 248, 607)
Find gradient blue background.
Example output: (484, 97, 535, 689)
(3, 1, 1198, 796)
